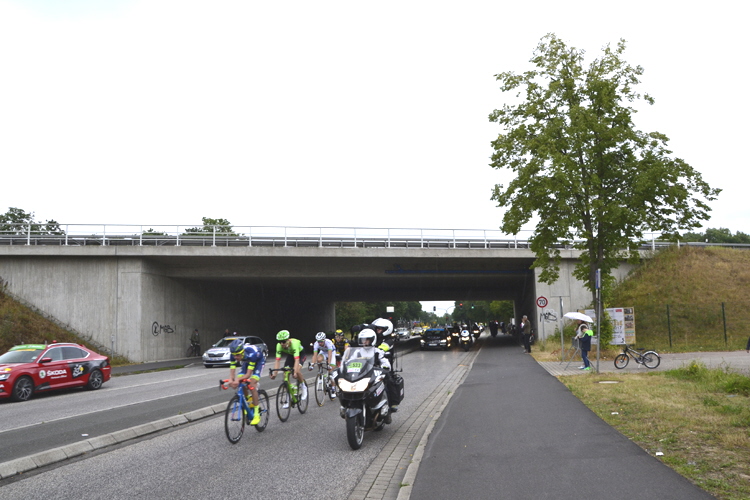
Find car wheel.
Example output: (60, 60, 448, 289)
(86, 369, 104, 390)
(11, 376, 34, 402)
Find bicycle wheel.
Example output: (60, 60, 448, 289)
(327, 374, 336, 401)
(314, 372, 326, 407)
(642, 351, 661, 369)
(614, 353, 629, 369)
(254, 389, 269, 432)
(276, 383, 291, 422)
(224, 395, 245, 444)
(297, 381, 308, 414)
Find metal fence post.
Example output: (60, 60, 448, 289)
(722, 302, 727, 346)
(666, 304, 672, 348)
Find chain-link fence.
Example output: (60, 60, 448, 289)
(629, 303, 750, 352)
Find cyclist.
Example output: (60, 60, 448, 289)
(309, 332, 337, 398)
(270, 330, 308, 403)
(332, 329, 350, 367)
(228, 339, 266, 425)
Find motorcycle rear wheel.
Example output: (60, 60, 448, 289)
(346, 413, 365, 450)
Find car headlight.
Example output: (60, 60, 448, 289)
(0, 372, 10, 381)
(338, 378, 369, 392)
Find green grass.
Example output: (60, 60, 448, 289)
(561, 364, 750, 500)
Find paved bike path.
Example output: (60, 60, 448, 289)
(404, 335, 715, 500)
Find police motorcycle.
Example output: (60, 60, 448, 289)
(459, 328, 473, 351)
(331, 329, 392, 450)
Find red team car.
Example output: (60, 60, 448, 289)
(0, 342, 111, 402)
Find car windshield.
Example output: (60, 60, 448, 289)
(214, 338, 244, 348)
(0, 349, 44, 364)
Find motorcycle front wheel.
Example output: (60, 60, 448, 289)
(346, 413, 365, 450)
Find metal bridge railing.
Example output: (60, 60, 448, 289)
(0, 223, 682, 251)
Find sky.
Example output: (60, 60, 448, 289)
(1, 1, 747, 314)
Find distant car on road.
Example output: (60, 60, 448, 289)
(419, 328, 451, 351)
(0, 342, 111, 402)
(202, 335, 269, 368)
(412, 326, 424, 335)
(395, 328, 411, 340)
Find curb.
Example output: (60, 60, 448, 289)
(0, 340, 424, 482)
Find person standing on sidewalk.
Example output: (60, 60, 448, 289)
(521, 315, 532, 353)
(575, 320, 594, 370)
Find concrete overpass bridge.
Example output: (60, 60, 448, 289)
(0, 225, 646, 362)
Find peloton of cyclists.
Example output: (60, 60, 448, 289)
(227, 339, 266, 426)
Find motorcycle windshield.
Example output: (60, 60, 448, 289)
(341, 347, 376, 381)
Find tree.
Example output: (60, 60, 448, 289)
(488, 34, 720, 304)
(0, 207, 63, 235)
(182, 217, 238, 237)
(681, 227, 750, 244)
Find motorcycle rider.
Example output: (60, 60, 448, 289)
(351, 318, 400, 412)
(356, 328, 390, 370)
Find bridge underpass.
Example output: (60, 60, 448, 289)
(0, 244, 616, 362)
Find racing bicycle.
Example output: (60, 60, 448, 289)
(269, 367, 308, 422)
(220, 379, 269, 444)
(309, 361, 336, 407)
(614, 344, 661, 369)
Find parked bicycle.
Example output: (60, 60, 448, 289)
(310, 361, 336, 407)
(220, 379, 269, 444)
(269, 367, 308, 422)
(614, 344, 661, 369)
(186, 341, 201, 357)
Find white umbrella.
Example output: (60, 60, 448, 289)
(563, 311, 593, 323)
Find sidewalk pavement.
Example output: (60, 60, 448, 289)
(402, 336, 721, 500)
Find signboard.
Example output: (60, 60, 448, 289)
(584, 307, 636, 345)
(536, 296, 548, 308)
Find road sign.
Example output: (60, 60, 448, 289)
(536, 296, 548, 308)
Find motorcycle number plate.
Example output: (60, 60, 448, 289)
(348, 367, 361, 373)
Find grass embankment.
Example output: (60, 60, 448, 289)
(560, 364, 750, 500)
(0, 285, 129, 365)
(608, 246, 750, 352)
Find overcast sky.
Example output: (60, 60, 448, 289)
(2, 1, 746, 313)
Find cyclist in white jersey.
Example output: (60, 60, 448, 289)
(309, 332, 337, 370)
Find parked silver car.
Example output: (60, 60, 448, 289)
(202, 335, 269, 368)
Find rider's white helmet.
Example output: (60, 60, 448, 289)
(371, 318, 393, 337)
(358, 328, 377, 347)
(315, 331, 327, 341)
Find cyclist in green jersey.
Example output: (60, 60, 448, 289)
(269, 330, 308, 400)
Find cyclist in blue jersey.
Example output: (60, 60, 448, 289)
(228, 339, 266, 425)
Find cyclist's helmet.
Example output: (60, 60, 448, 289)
(277, 330, 290, 342)
(358, 328, 377, 347)
(335, 329, 344, 337)
(315, 332, 327, 341)
(229, 339, 245, 355)
(371, 318, 393, 337)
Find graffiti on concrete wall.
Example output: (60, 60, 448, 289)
(152, 322, 175, 336)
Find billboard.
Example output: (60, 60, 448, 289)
(584, 307, 635, 345)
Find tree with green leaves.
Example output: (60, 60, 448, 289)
(681, 227, 750, 244)
(0, 207, 63, 235)
(182, 217, 238, 237)
(488, 34, 720, 304)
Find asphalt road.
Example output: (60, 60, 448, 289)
(0, 342, 469, 499)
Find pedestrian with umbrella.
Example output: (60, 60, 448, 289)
(564, 312, 594, 371)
